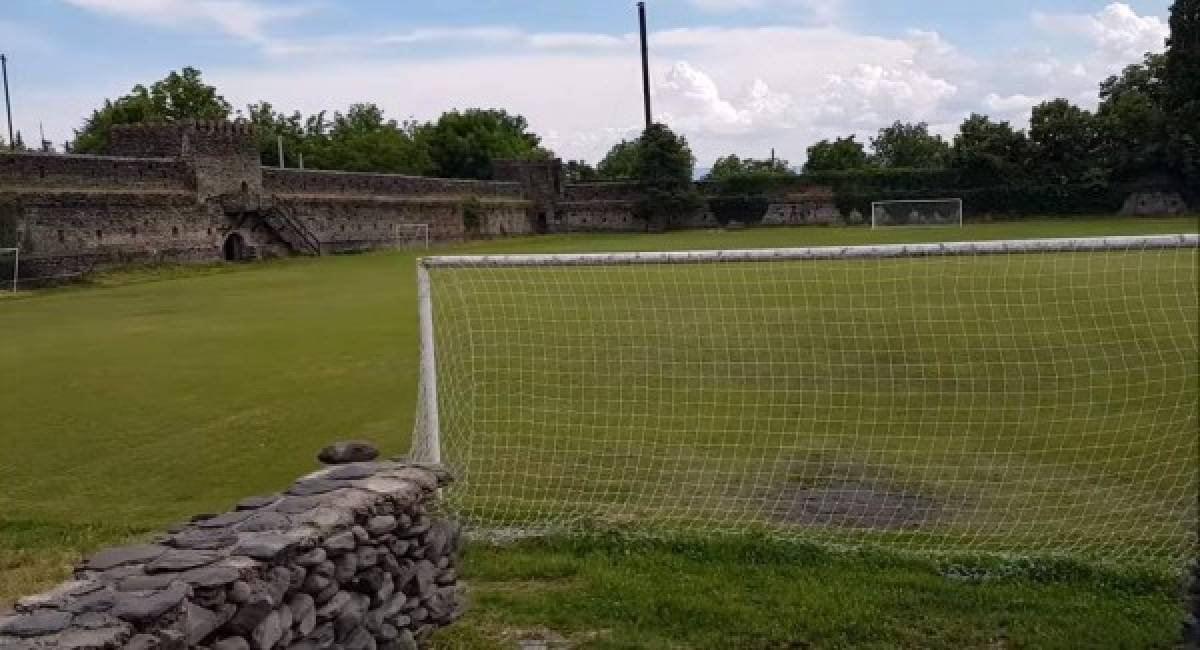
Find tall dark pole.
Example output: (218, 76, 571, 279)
(1, 55, 12, 151)
(638, 2, 652, 130)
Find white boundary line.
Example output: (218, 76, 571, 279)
(419, 234, 1199, 269)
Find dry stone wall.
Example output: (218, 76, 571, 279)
(0, 444, 465, 650)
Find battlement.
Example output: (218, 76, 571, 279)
(107, 120, 258, 159)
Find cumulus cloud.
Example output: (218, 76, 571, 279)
(1033, 2, 1168, 65)
(40, 1, 1171, 167)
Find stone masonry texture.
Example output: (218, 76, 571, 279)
(0, 444, 464, 649)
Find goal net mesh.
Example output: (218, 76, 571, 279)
(873, 200, 962, 228)
(413, 236, 1198, 565)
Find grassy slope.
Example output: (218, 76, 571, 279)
(0, 217, 1197, 647)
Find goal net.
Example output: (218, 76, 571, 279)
(412, 235, 1199, 565)
(393, 224, 430, 249)
(872, 199, 963, 228)
(0, 248, 17, 293)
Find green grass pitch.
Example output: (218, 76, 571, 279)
(1, 217, 1197, 648)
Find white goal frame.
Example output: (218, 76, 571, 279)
(871, 198, 963, 229)
(412, 233, 1199, 466)
(0, 247, 18, 293)
(394, 223, 431, 249)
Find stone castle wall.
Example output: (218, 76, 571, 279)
(0, 122, 544, 283)
(263, 169, 523, 200)
(555, 182, 644, 232)
(0, 444, 465, 650)
(0, 153, 191, 192)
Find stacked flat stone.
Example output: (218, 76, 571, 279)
(0, 444, 464, 650)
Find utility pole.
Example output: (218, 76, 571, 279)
(1, 54, 13, 151)
(637, 2, 653, 130)
(277, 135, 285, 169)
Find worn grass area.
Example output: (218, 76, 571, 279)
(431, 535, 1186, 649)
(0, 217, 1197, 646)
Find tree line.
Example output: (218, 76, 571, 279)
(68, 68, 552, 181)
(590, 0, 1197, 196)
(55, 0, 1197, 200)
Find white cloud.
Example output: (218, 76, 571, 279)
(689, 0, 844, 23)
(1033, 2, 1168, 65)
(36, 2, 1170, 167)
(61, 0, 314, 44)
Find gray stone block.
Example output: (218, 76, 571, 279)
(250, 610, 282, 650)
(111, 583, 188, 623)
(0, 611, 74, 638)
(145, 550, 221, 573)
(84, 545, 166, 572)
(317, 442, 379, 465)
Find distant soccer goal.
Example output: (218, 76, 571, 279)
(0, 247, 18, 293)
(393, 224, 431, 249)
(412, 234, 1199, 566)
(872, 199, 963, 228)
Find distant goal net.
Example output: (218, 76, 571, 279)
(394, 224, 430, 249)
(412, 235, 1199, 565)
(872, 199, 963, 228)
(0, 248, 18, 293)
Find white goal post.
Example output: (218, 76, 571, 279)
(872, 198, 963, 229)
(412, 234, 1199, 564)
(0, 247, 18, 293)
(393, 224, 431, 249)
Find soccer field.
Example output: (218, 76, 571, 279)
(0, 217, 1197, 648)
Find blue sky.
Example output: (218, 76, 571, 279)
(0, 1, 1173, 165)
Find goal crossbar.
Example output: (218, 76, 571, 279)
(419, 234, 1199, 269)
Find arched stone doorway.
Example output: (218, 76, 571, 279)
(222, 232, 246, 261)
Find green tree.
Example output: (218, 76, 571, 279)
(419, 109, 550, 180)
(706, 154, 795, 194)
(1094, 53, 1171, 180)
(632, 123, 702, 231)
(803, 136, 869, 172)
(562, 160, 599, 182)
(707, 154, 792, 179)
(1100, 52, 1167, 104)
(951, 114, 1031, 183)
(596, 138, 641, 179)
(870, 121, 951, 168)
(1164, 0, 1200, 188)
(73, 67, 231, 153)
(247, 102, 432, 174)
(1029, 99, 1105, 184)
(317, 104, 431, 174)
